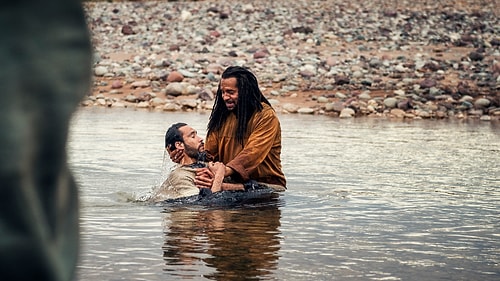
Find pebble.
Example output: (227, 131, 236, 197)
(339, 108, 355, 118)
(297, 108, 315, 114)
(94, 66, 108, 76)
(166, 71, 184, 83)
(82, 0, 499, 120)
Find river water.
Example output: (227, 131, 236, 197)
(69, 107, 499, 281)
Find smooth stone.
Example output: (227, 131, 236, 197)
(94, 66, 108, 76)
(358, 91, 371, 100)
(166, 71, 184, 82)
(130, 80, 150, 88)
(162, 103, 181, 111)
(339, 108, 355, 118)
(390, 108, 406, 118)
(165, 82, 190, 96)
(297, 107, 315, 114)
(383, 97, 398, 108)
(317, 96, 329, 103)
(111, 102, 126, 108)
(282, 103, 299, 113)
(136, 101, 150, 108)
(474, 98, 491, 108)
(180, 99, 199, 109)
(335, 92, 347, 99)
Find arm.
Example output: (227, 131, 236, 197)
(221, 182, 245, 191)
(208, 162, 225, 192)
(197, 162, 244, 192)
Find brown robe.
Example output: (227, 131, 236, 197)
(205, 103, 286, 188)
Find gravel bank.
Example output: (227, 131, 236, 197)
(83, 0, 499, 120)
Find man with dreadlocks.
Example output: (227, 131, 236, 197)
(197, 66, 287, 191)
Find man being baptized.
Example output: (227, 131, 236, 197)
(150, 122, 262, 203)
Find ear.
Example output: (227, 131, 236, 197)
(175, 141, 184, 149)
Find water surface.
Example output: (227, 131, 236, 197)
(69, 108, 499, 280)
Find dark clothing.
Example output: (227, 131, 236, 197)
(0, 1, 91, 280)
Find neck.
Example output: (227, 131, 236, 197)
(180, 155, 197, 166)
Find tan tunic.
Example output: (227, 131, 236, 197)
(205, 103, 286, 188)
(153, 165, 200, 201)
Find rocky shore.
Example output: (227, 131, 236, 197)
(83, 0, 499, 120)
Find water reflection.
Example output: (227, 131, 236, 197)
(162, 204, 282, 280)
(70, 109, 499, 281)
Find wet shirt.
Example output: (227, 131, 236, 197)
(154, 164, 203, 201)
(205, 103, 286, 187)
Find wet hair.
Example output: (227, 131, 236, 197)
(207, 66, 272, 145)
(164, 122, 187, 151)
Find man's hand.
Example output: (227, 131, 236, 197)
(195, 167, 214, 189)
(208, 161, 225, 174)
(168, 147, 183, 163)
(207, 162, 225, 192)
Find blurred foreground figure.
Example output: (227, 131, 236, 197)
(0, 1, 91, 280)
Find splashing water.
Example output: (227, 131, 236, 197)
(136, 150, 177, 202)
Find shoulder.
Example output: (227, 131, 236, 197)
(261, 102, 274, 112)
(253, 103, 279, 124)
(169, 165, 196, 181)
(166, 166, 198, 191)
(258, 103, 278, 118)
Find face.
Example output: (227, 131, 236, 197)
(178, 125, 204, 159)
(220, 77, 239, 111)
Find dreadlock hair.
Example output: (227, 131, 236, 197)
(164, 122, 187, 151)
(207, 66, 272, 145)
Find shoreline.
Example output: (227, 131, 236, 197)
(76, 104, 500, 126)
(82, 0, 499, 121)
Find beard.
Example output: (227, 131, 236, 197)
(184, 145, 200, 160)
